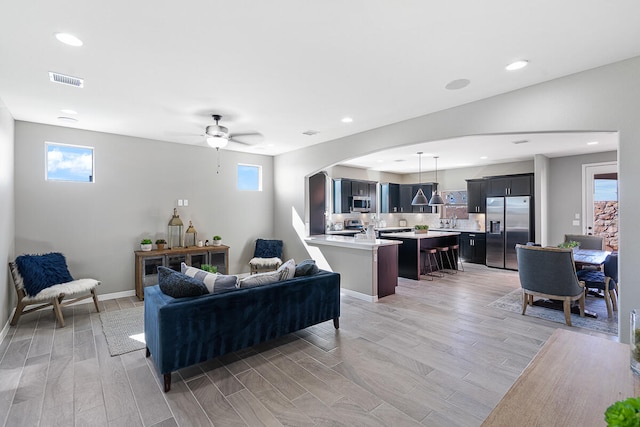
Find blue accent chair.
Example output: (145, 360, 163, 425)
(516, 244, 585, 326)
(249, 238, 284, 274)
(577, 252, 618, 318)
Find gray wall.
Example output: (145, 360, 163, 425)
(274, 56, 639, 342)
(548, 151, 617, 245)
(0, 99, 15, 330)
(14, 121, 274, 295)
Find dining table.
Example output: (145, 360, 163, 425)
(573, 248, 612, 268)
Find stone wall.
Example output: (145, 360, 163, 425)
(594, 201, 618, 251)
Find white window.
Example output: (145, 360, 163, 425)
(237, 164, 262, 191)
(46, 142, 94, 182)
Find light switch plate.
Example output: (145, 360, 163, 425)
(184, 199, 189, 206)
(575, 213, 580, 219)
(178, 199, 183, 206)
(572, 220, 580, 226)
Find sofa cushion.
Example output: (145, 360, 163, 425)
(277, 258, 296, 280)
(239, 269, 286, 288)
(295, 259, 319, 277)
(15, 252, 75, 296)
(158, 266, 207, 298)
(180, 263, 239, 294)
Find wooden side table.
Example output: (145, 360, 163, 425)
(134, 245, 229, 300)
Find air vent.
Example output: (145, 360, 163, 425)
(49, 72, 84, 88)
(511, 139, 530, 145)
(302, 130, 319, 136)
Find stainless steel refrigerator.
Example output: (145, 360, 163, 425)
(486, 196, 532, 270)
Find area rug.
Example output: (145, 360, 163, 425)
(100, 306, 145, 356)
(488, 289, 618, 335)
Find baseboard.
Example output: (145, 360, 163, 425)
(340, 287, 378, 302)
(1, 289, 137, 346)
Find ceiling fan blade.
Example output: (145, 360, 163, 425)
(229, 132, 264, 145)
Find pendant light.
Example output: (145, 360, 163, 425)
(411, 152, 429, 205)
(428, 156, 445, 206)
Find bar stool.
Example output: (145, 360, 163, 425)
(436, 246, 455, 274)
(420, 248, 442, 280)
(449, 244, 463, 273)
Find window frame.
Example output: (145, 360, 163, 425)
(45, 141, 95, 183)
(237, 163, 262, 191)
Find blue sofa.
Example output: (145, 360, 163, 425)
(144, 270, 341, 392)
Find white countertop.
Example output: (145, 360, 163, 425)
(431, 228, 485, 233)
(381, 231, 461, 239)
(306, 235, 403, 250)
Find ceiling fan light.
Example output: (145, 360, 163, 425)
(207, 135, 229, 149)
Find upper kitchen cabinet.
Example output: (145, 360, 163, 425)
(466, 179, 486, 213)
(486, 174, 533, 197)
(333, 179, 351, 213)
(380, 183, 400, 213)
(398, 184, 434, 213)
(333, 178, 377, 213)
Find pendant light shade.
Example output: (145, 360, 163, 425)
(411, 152, 429, 205)
(428, 156, 445, 206)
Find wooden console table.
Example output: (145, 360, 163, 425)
(482, 329, 640, 426)
(134, 245, 229, 300)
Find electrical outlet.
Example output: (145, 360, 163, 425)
(572, 220, 580, 226)
(178, 199, 183, 206)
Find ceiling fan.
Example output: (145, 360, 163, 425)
(204, 114, 262, 149)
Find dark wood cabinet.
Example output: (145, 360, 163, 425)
(399, 184, 414, 213)
(135, 245, 229, 300)
(460, 232, 486, 264)
(466, 179, 486, 213)
(486, 174, 533, 197)
(333, 179, 351, 213)
(352, 181, 369, 196)
(369, 183, 377, 213)
(380, 183, 400, 213)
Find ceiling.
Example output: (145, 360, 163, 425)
(1, 1, 638, 166)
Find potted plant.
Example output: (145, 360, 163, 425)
(558, 240, 580, 251)
(212, 235, 222, 246)
(415, 225, 429, 234)
(201, 264, 218, 273)
(155, 239, 167, 250)
(140, 239, 153, 251)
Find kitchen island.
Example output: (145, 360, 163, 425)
(305, 235, 402, 301)
(382, 231, 461, 279)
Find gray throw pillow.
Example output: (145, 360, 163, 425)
(181, 263, 239, 294)
(158, 266, 207, 298)
(295, 259, 319, 277)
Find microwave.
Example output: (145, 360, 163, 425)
(351, 196, 371, 213)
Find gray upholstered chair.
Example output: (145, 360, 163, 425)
(515, 244, 585, 326)
(564, 234, 604, 250)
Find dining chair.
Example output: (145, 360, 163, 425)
(516, 244, 585, 326)
(564, 234, 605, 250)
(577, 252, 618, 318)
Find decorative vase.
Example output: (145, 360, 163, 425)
(631, 309, 640, 376)
(140, 243, 152, 252)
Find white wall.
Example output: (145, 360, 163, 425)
(274, 56, 640, 342)
(14, 122, 274, 295)
(0, 98, 15, 329)
(548, 151, 617, 245)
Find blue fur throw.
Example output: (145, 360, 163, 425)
(15, 252, 74, 296)
(254, 239, 283, 258)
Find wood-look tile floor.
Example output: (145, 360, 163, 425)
(0, 264, 617, 427)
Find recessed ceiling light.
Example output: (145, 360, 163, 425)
(341, 117, 353, 123)
(445, 79, 471, 90)
(57, 116, 78, 124)
(587, 141, 599, 145)
(302, 130, 319, 136)
(480, 156, 488, 160)
(506, 60, 529, 71)
(55, 32, 83, 47)
(60, 109, 78, 115)
(511, 139, 530, 145)
(267, 143, 275, 147)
